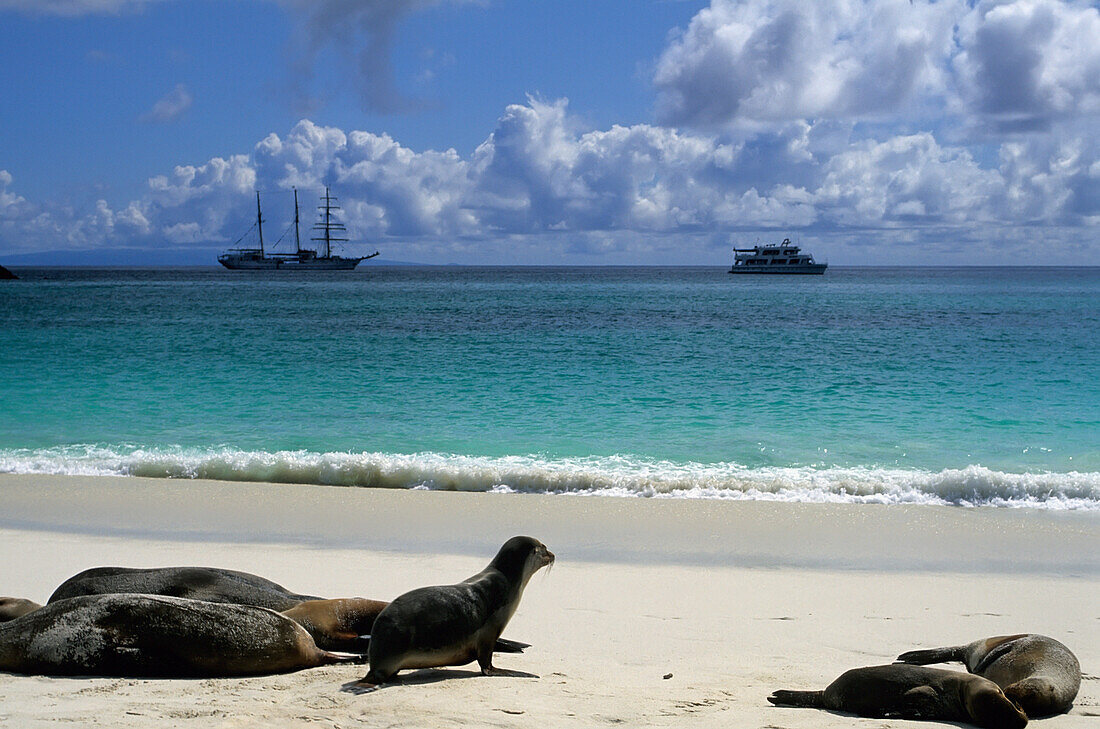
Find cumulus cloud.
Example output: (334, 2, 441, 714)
(654, 0, 1100, 136)
(0, 170, 30, 220)
(953, 0, 1100, 132)
(140, 83, 193, 123)
(3, 99, 1098, 262)
(654, 0, 959, 128)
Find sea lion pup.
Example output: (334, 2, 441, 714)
(281, 598, 388, 652)
(0, 593, 356, 678)
(897, 634, 1081, 717)
(357, 536, 554, 687)
(48, 566, 323, 611)
(0, 598, 42, 623)
(769, 664, 1028, 729)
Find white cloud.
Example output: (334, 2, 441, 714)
(2, 100, 1099, 262)
(0, 170, 30, 220)
(654, 0, 1100, 136)
(654, 0, 960, 128)
(953, 0, 1100, 132)
(140, 84, 193, 124)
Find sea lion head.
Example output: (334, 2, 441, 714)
(966, 685, 1029, 729)
(0, 597, 42, 622)
(489, 536, 555, 587)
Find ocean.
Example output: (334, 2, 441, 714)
(1, 266, 1097, 509)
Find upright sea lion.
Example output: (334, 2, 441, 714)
(897, 634, 1081, 717)
(768, 664, 1028, 728)
(358, 535, 553, 687)
(0, 593, 353, 677)
(48, 566, 322, 611)
(0, 597, 41, 623)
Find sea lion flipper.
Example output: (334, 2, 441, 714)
(896, 646, 966, 665)
(767, 690, 825, 708)
(494, 637, 529, 653)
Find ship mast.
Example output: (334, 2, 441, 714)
(293, 188, 301, 254)
(311, 186, 348, 258)
(256, 191, 265, 256)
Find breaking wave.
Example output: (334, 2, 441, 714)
(1, 445, 1098, 510)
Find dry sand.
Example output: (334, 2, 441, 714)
(0, 473, 1097, 728)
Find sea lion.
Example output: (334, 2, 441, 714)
(768, 664, 1029, 728)
(0, 593, 354, 677)
(48, 566, 322, 611)
(0, 597, 41, 623)
(897, 634, 1081, 717)
(281, 598, 388, 652)
(46, 566, 530, 655)
(358, 535, 553, 687)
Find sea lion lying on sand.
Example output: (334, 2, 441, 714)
(48, 566, 322, 612)
(897, 634, 1081, 717)
(0, 593, 355, 677)
(357, 536, 553, 687)
(769, 664, 1028, 728)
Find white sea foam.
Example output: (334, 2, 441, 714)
(1, 445, 1098, 510)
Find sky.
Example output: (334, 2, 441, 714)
(1, 0, 1099, 266)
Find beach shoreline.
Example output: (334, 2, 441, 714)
(1, 473, 1097, 727)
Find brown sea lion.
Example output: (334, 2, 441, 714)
(281, 598, 388, 652)
(357, 536, 553, 687)
(768, 664, 1028, 728)
(897, 634, 1081, 717)
(0, 593, 354, 677)
(0, 597, 42, 623)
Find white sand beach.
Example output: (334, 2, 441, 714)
(1, 473, 1097, 728)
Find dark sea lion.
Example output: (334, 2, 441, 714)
(768, 664, 1028, 728)
(897, 634, 1081, 717)
(0, 597, 42, 622)
(0, 593, 354, 677)
(48, 566, 322, 611)
(357, 535, 553, 687)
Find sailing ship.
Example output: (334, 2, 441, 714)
(218, 187, 379, 270)
(729, 238, 827, 274)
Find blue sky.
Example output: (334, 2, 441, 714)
(1, 0, 1099, 265)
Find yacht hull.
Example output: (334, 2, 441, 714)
(218, 256, 362, 271)
(729, 264, 827, 274)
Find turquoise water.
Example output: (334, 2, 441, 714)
(1, 266, 1098, 507)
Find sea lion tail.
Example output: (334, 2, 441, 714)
(896, 646, 966, 665)
(768, 690, 825, 708)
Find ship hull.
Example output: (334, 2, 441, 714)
(729, 264, 827, 274)
(218, 256, 362, 271)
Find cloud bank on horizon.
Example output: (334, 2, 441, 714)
(1, 0, 1099, 264)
